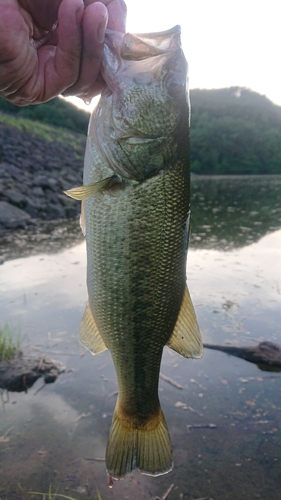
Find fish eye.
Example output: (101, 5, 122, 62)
(165, 72, 185, 98)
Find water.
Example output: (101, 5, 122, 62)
(0, 176, 280, 500)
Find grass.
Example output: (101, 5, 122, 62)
(30, 485, 103, 500)
(0, 323, 21, 361)
(96, 490, 103, 500)
(30, 484, 78, 500)
(0, 111, 86, 152)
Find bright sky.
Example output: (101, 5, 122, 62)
(67, 0, 281, 112)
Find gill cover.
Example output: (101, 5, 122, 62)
(93, 25, 189, 181)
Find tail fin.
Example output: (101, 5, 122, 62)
(106, 401, 173, 479)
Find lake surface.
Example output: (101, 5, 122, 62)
(0, 176, 281, 500)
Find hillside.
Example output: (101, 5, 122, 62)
(0, 95, 89, 135)
(1, 87, 281, 229)
(1, 87, 281, 176)
(190, 87, 281, 174)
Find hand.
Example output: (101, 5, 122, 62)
(0, 0, 126, 105)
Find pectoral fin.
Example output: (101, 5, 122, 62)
(166, 285, 203, 358)
(64, 175, 119, 200)
(79, 303, 108, 354)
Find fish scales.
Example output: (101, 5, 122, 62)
(65, 25, 203, 480)
(86, 164, 189, 413)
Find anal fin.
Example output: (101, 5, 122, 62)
(166, 285, 203, 358)
(79, 303, 108, 354)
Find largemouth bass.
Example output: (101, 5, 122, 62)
(65, 25, 203, 480)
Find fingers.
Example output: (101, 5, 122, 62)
(62, 0, 127, 100)
(104, 0, 127, 32)
(20, 0, 63, 30)
(35, 0, 86, 101)
(64, 0, 127, 101)
(2, 0, 85, 104)
(0, 1, 36, 98)
(1, 0, 127, 105)
(83, 0, 127, 32)
(62, 1, 108, 99)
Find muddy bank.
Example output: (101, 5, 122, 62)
(0, 122, 85, 229)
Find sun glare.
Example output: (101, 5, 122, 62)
(65, 0, 280, 112)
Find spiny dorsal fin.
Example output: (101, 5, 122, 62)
(166, 285, 203, 358)
(64, 175, 119, 200)
(79, 303, 108, 354)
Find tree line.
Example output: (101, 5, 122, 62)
(1, 86, 281, 175)
(0, 96, 89, 135)
(190, 87, 281, 174)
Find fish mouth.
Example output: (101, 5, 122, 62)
(104, 25, 182, 61)
(102, 25, 183, 90)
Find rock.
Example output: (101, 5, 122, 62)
(33, 175, 57, 190)
(0, 201, 31, 229)
(4, 163, 22, 178)
(57, 193, 75, 207)
(31, 186, 44, 197)
(0, 122, 84, 221)
(0, 162, 11, 178)
(4, 188, 27, 207)
(47, 204, 66, 219)
(0, 354, 66, 392)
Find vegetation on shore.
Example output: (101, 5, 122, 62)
(29, 485, 103, 500)
(0, 323, 21, 361)
(0, 110, 86, 153)
(190, 87, 281, 175)
(1, 87, 281, 175)
(0, 96, 89, 135)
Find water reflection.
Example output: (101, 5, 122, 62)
(1, 176, 281, 265)
(0, 218, 84, 262)
(0, 176, 280, 499)
(191, 175, 281, 250)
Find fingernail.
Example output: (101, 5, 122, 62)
(97, 15, 108, 43)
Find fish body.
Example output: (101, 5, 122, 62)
(66, 26, 202, 479)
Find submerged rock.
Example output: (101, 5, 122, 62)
(0, 354, 66, 392)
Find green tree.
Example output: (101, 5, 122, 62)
(190, 87, 281, 174)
